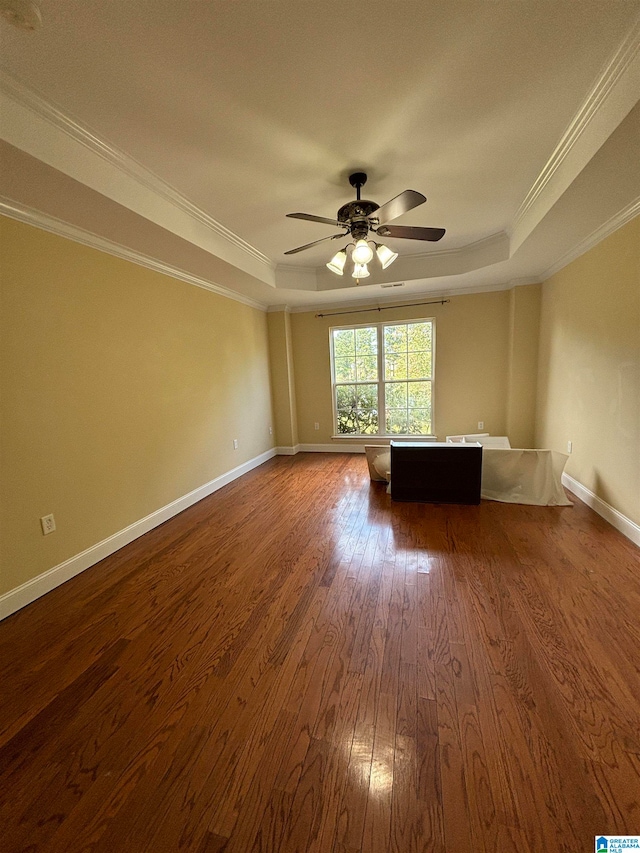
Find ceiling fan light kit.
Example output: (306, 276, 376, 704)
(286, 172, 445, 283)
(326, 239, 396, 282)
(326, 249, 348, 275)
(352, 239, 374, 265)
(352, 263, 370, 280)
(375, 242, 399, 270)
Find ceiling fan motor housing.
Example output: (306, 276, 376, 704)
(337, 199, 380, 240)
(341, 172, 379, 237)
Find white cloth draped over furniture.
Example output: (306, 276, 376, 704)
(364, 445, 391, 482)
(365, 442, 572, 506)
(481, 448, 572, 506)
(446, 433, 512, 449)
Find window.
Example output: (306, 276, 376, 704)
(330, 319, 434, 436)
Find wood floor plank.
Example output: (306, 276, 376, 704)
(416, 697, 445, 850)
(361, 690, 395, 853)
(450, 641, 501, 852)
(1, 453, 639, 853)
(583, 747, 640, 834)
(249, 787, 293, 853)
(434, 645, 474, 852)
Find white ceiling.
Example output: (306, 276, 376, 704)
(1, 0, 639, 310)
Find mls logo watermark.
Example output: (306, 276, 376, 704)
(596, 837, 640, 852)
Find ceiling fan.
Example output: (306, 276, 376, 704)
(284, 172, 445, 280)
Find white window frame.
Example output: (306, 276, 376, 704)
(329, 318, 436, 438)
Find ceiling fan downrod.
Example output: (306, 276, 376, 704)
(348, 171, 368, 201)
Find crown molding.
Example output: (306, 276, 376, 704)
(0, 72, 273, 274)
(287, 277, 542, 315)
(0, 198, 268, 312)
(540, 196, 640, 281)
(511, 17, 640, 252)
(267, 305, 292, 313)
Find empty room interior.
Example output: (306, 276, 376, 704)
(1, 2, 639, 852)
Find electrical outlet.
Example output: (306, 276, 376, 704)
(567, 440, 572, 454)
(478, 421, 484, 430)
(314, 422, 320, 430)
(40, 514, 56, 535)
(269, 426, 273, 435)
(233, 439, 239, 449)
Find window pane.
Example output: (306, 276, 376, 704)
(333, 328, 355, 357)
(408, 351, 431, 379)
(355, 384, 378, 434)
(336, 384, 357, 410)
(356, 355, 377, 381)
(407, 322, 432, 351)
(356, 410, 379, 434)
(386, 409, 408, 434)
(385, 382, 407, 408)
(336, 383, 357, 434)
(356, 384, 377, 410)
(384, 324, 407, 354)
(355, 326, 377, 356)
(385, 352, 408, 380)
(408, 408, 431, 435)
(408, 381, 431, 408)
(335, 356, 356, 382)
(337, 412, 358, 433)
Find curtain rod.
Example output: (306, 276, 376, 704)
(315, 298, 450, 318)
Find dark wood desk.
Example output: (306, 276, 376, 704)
(390, 441, 483, 504)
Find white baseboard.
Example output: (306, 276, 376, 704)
(275, 445, 300, 455)
(299, 443, 366, 453)
(562, 473, 640, 547)
(276, 443, 366, 454)
(0, 448, 277, 621)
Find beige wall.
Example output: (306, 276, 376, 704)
(289, 289, 540, 446)
(536, 216, 640, 525)
(506, 284, 541, 448)
(0, 217, 274, 595)
(267, 311, 298, 448)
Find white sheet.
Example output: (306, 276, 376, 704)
(364, 446, 390, 482)
(481, 448, 572, 506)
(447, 434, 511, 448)
(446, 433, 490, 442)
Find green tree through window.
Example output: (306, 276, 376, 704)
(331, 320, 434, 436)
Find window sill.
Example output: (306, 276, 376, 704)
(331, 434, 437, 441)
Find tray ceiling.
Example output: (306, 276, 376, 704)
(1, 0, 639, 309)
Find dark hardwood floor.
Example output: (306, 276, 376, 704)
(1, 453, 639, 852)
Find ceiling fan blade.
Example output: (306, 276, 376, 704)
(284, 233, 346, 255)
(373, 190, 427, 226)
(287, 212, 344, 227)
(376, 224, 446, 242)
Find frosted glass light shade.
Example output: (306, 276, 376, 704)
(376, 243, 399, 269)
(352, 240, 374, 264)
(352, 263, 370, 279)
(326, 249, 347, 275)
